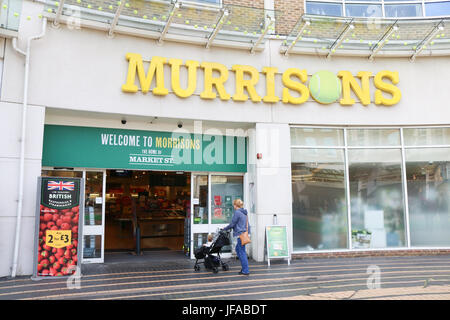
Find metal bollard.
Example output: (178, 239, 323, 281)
(136, 226, 141, 255)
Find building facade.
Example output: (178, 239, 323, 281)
(1, 0, 449, 277)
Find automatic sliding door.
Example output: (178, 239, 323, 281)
(82, 170, 106, 263)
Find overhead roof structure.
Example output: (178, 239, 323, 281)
(39, 0, 450, 59)
(41, 0, 277, 52)
(280, 14, 450, 60)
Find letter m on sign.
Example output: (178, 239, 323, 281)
(121, 53, 169, 96)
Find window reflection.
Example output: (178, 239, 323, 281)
(346, 4, 382, 18)
(406, 148, 450, 246)
(306, 2, 343, 17)
(305, 0, 450, 18)
(384, 4, 423, 17)
(349, 149, 406, 248)
(211, 176, 243, 225)
(291, 149, 348, 251)
(426, 2, 450, 16)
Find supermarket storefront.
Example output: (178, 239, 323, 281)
(290, 126, 450, 253)
(40, 124, 247, 263)
(3, 1, 450, 277)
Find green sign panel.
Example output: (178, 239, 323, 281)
(42, 125, 247, 172)
(266, 225, 289, 259)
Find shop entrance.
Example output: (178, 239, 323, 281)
(42, 167, 245, 263)
(105, 170, 190, 255)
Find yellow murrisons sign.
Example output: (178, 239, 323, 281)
(122, 53, 401, 106)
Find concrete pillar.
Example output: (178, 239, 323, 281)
(248, 123, 292, 262)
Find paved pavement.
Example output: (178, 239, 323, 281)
(0, 254, 449, 300)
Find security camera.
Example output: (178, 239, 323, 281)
(177, 121, 183, 128)
(121, 119, 127, 125)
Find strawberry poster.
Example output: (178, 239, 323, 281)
(33, 177, 83, 278)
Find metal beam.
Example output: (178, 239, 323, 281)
(206, 9, 229, 49)
(108, 0, 126, 38)
(283, 19, 310, 56)
(326, 19, 354, 59)
(250, 15, 274, 54)
(158, 1, 180, 45)
(410, 20, 444, 62)
(52, 0, 66, 27)
(368, 21, 398, 61)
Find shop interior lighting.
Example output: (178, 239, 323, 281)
(52, 0, 65, 27)
(326, 20, 354, 60)
(368, 22, 398, 61)
(410, 20, 445, 62)
(158, 1, 180, 45)
(283, 19, 310, 57)
(250, 15, 274, 54)
(206, 8, 229, 49)
(108, 0, 126, 38)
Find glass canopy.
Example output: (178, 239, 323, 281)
(35, 1, 450, 58)
(42, 0, 277, 52)
(282, 14, 450, 59)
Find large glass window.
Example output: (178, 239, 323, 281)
(426, 2, 450, 16)
(211, 175, 243, 224)
(306, 2, 343, 16)
(291, 127, 450, 252)
(348, 149, 406, 248)
(404, 128, 450, 146)
(385, 4, 423, 17)
(306, 0, 450, 18)
(291, 128, 344, 146)
(292, 149, 348, 251)
(345, 4, 383, 18)
(406, 147, 450, 247)
(347, 129, 400, 146)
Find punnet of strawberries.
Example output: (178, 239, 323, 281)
(37, 205, 80, 276)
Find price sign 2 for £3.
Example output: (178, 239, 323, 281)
(33, 177, 83, 278)
(46, 230, 72, 248)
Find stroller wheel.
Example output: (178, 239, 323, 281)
(194, 265, 200, 271)
(222, 264, 229, 271)
(212, 267, 219, 274)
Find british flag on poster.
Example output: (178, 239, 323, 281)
(47, 181, 75, 191)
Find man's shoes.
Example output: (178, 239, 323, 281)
(238, 271, 250, 275)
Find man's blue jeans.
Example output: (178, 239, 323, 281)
(236, 237, 249, 274)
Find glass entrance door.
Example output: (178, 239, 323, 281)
(191, 174, 209, 258)
(41, 168, 106, 263)
(190, 173, 244, 259)
(82, 170, 106, 263)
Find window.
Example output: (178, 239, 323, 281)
(348, 149, 406, 248)
(290, 127, 450, 252)
(345, 4, 383, 18)
(305, 0, 450, 18)
(306, 2, 343, 17)
(426, 1, 450, 16)
(385, 4, 423, 17)
(406, 148, 450, 246)
(211, 175, 243, 225)
(292, 148, 348, 251)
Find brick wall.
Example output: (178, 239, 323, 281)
(275, 0, 305, 36)
(225, 0, 306, 36)
(293, 249, 450, 260)
(51, 0, 305, 36)
(224, 0, 264, 9)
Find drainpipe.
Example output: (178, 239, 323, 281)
(10, 17, 47, 278)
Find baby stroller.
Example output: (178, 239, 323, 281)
(194, 230, 230, 273)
